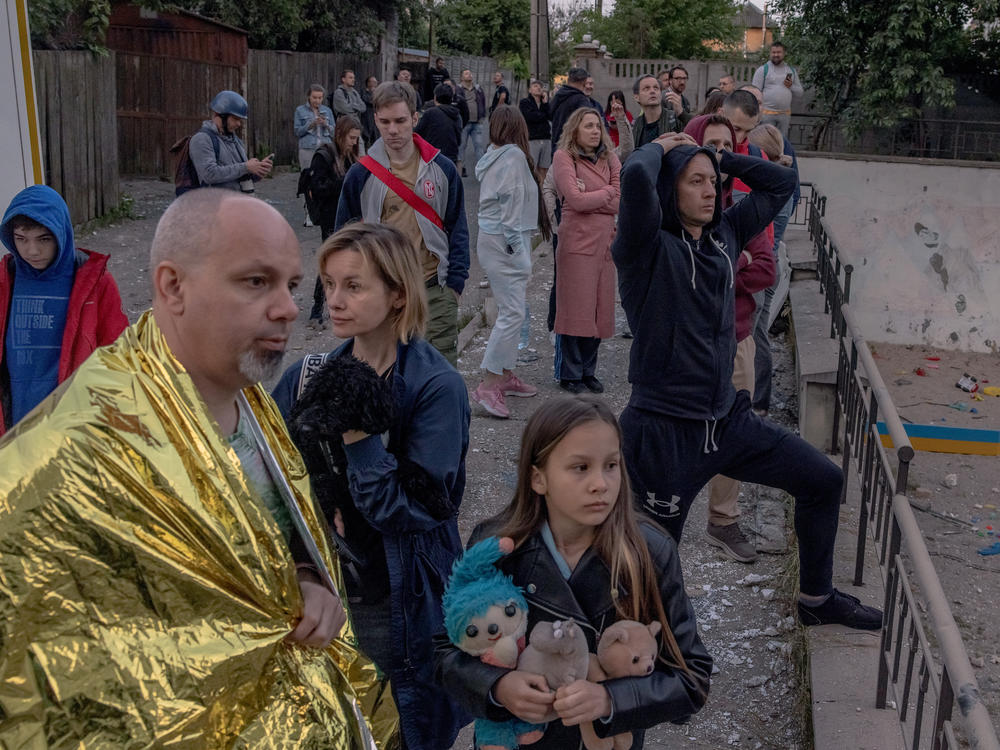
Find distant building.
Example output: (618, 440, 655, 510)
(706, 1, 779, 55)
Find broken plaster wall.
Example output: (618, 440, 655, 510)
(797, 155, 1000, 354)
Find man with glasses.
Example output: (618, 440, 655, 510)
(665, 66, 693, 127)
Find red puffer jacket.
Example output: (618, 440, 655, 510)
(0, 249, 128, 436)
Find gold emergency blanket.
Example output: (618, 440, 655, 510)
(0, 312, 399, 749)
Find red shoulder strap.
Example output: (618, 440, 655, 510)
(360, 155, 444, 230)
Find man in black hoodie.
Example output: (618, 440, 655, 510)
(549, 67, 593, 150)
(415, 84, 464, 163)
(612, 133, 882, 631)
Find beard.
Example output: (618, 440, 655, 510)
(238, 347, 285, 384)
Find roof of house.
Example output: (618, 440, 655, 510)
(733, 1, 779, 29)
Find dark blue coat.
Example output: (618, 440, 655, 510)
(273, 337, 470, 749)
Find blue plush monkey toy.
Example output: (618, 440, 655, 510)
(442, 536, 546, 750)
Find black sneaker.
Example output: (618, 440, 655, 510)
(582, 375, 604, 393)
(798, 589, 883, 630)
(559, 379, 587, 394)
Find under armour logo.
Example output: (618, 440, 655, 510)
(645, 491, 681, 516)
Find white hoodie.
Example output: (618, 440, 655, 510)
(475, 143, 538, 253)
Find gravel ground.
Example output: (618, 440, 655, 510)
(83, 170, 813, 749)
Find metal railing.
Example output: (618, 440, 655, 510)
(787, 181, 814, 227)
(806, 187, 1000, 750)
(788, 115, 1000, 162)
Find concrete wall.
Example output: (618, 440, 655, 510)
(799, 155, 1000, 354)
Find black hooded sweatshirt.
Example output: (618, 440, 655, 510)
(549, 84, 593, 148)
(611, 144, 795, 422)
(415, 103, 463, 163)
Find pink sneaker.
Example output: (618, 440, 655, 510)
(472, 383, 510, 418)
(500, 371, 538, 398)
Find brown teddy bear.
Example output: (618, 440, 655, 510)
(579, 620, 662, 750)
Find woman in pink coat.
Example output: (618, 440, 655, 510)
(551, 107, 621, 393)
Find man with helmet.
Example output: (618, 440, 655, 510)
(190, 90, 273, 193)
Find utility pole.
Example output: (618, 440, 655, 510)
(530, 0, 550, 83)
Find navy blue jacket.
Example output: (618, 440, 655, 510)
(612, 145, 796, 421)
(272, 337, 470, 749)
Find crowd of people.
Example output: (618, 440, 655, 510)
(0, 45, 882, 750)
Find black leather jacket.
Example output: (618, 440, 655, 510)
(434, 519, 712, 749)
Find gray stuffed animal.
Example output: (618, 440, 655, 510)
(517, 619, 591, 722)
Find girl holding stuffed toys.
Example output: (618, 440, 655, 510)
(273, 222, 470, 750)
(436, 396, 712, 749)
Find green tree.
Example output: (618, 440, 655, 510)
(29, 0, 406, 53)
(435, 0, 529, 58)
(774, 0, 970, 144)
(572, 0, 739, 60)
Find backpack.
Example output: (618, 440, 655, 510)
(300, 145, 336, 225)
(760, 62, 796, 89)
(170, 130, 221, 197)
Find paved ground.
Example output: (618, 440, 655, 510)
(87, 170, 815, 748)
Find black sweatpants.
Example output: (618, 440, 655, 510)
(621, 390, 843, 597)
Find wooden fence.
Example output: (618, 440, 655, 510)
(117, 52, 245, 177)
(32, 51, 119, 224)
(247, 51, 379, 165)
(27, 48, 517, 222)
(248, 51, 521, 166)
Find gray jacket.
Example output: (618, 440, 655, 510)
(190, 121, 250, 191)
(333, 85, 366, 119)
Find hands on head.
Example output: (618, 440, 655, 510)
(653, 132, 698, 155)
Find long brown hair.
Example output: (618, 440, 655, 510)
(493, 396, 700, 685)
(488, 104, 551, 241)
(332, 115, 362, 176)
(556, 108, 613, 160)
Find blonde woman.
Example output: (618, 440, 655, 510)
(551, 107, 621, 393)
(273, 222, 469, 750)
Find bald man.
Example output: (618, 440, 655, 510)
(0, 189, 395, 746)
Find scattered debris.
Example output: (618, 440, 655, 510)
(956, 373, 979, 393)
(737, 573, 772, 586)
(942, 473, 958, 488)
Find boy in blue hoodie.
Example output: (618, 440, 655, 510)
(611, 133, 881, 631)
(0, 185, 128, 436)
